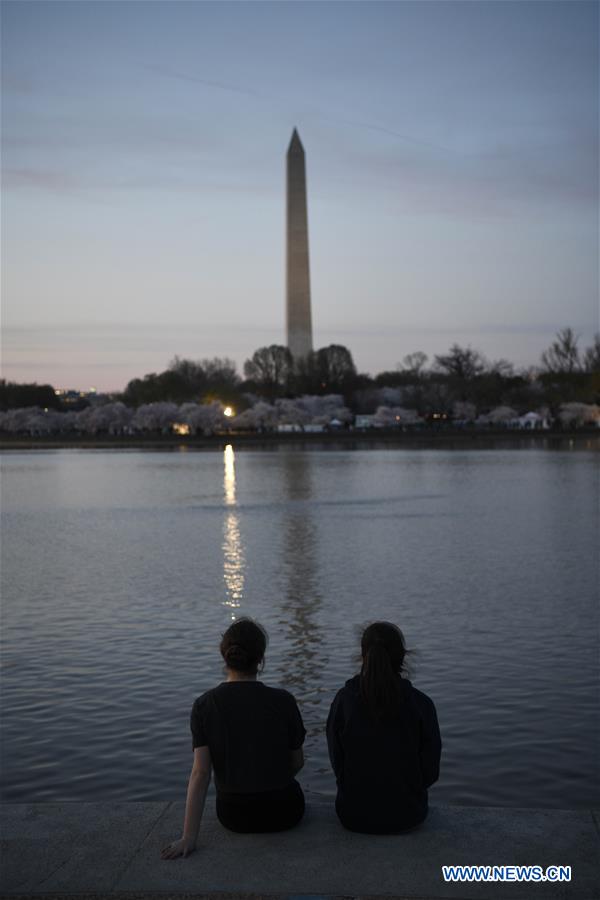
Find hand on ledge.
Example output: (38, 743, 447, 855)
(160, 836, 196, 859)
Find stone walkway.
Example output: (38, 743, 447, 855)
(1, 797, 598, 899)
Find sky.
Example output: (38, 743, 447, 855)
(1, 0, 598, 392)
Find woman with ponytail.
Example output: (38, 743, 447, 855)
(326, 622, 441, 834)
(161, 618, 305, 858)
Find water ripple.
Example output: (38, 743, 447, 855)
(1, 447, 598, 807)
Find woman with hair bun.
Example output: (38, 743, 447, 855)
(161, 618, 305, 859)
(326, 621, 441, 834)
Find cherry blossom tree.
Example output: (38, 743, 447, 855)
(231, 401, 278, 432)
(3, 407, 48, 434)
(487, 406, 518, 424)
(452, 401, 477, 422)
(132, 402, 179, 433)
(373, 406, 421, 427)
(275, 398, 312, 428)
(77, 402, 133, 435)
(558, 403, 600, 428)
(178, 401, 225, 435)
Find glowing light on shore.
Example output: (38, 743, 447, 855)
(224, 406, 233, 418)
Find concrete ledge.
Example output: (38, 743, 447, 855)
(1, 798, 598, 899)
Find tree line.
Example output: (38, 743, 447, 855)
(2, 328, 599, 417)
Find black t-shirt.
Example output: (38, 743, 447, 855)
(326, 674, 441, 830)
(190, 681, 306, 794)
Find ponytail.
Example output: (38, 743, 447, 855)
(359, 622, 407, 720)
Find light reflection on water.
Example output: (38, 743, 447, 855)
(0, 446, 598, 808)
(278, 453, 325, 714)
(222, 445, 244, 619)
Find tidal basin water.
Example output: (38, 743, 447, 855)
(1, 445, 598, 808)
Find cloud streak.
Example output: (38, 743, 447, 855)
(145, 62, 457, 155)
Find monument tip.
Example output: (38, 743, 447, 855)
(288, 128, 304, 153)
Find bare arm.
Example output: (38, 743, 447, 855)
(161, 746, 212, 859)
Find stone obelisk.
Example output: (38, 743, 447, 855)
(286, 129, 313, 360)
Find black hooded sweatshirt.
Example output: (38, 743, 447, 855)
(326, 674, 441, 833)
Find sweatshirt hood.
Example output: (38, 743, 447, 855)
(344, 673, 413, 695)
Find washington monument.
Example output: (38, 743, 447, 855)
(286, 129, 313, 360)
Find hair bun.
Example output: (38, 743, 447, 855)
(220, 618, 267, 673)
(224, 644, 249, 666)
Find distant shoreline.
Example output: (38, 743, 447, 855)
(1, 428, 598, 451)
